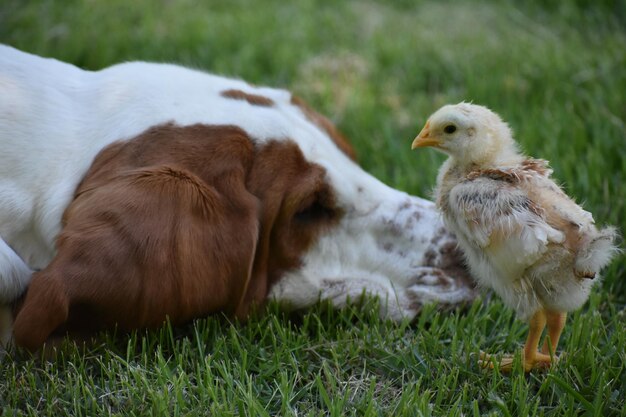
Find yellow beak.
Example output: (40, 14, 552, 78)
(411, 122, 440, 149)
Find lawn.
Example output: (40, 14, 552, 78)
(1, 0, 625, 415)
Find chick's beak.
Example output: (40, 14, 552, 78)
(411, 122, 440, 149)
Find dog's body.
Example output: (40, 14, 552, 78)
(0, 45, 473, 350)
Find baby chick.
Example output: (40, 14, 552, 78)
(412, 103, 618, 372)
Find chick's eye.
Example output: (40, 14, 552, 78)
(443, 125, 457, 134)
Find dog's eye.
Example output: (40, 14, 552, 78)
(294, 187, 338, 225)
(294, 200, 335, 224)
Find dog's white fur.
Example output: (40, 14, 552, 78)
(0, 45, 472, 334)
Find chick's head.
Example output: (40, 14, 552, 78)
(412, 103, 520, 166)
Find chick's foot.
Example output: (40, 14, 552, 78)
(478, 350, 557, 372)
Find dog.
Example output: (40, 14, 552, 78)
(0, 45, 474, 351)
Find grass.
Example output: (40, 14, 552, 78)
(1, 0, 625, 415)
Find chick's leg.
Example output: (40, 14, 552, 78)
(479, 309, 551, 372)
(520, 309, 552, 371)
(541, 310, 566, 357)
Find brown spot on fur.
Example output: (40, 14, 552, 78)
(430, 227, 448, 245)
(410, 269, 448, 287)
(423, 231, 475, 295)
(290, 95, 357, 161)
(423, 249, 438, 266)
(221, 89, 275, 107)
(379, 242, 393, 253)
(321, 279, 347, 293)
(13, 123, 342, 352)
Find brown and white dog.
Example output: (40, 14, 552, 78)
(0, 45, 474, 352)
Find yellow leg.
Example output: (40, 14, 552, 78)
(541, 311, 566, 357)
(479, 309, 556, 372)
(520, 309, 551, 371)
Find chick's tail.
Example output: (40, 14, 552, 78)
(574, 226, 621, 278)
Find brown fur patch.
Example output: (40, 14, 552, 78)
(221, 89, 275, 106)
(13, 123, 342, 351)
(290, 95, 357, 161)
(422, 229, 474, 292)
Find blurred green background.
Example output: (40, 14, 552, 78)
(2, 0, 624, 206)
(1, 1, 625, 415)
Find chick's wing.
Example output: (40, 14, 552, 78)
(447, 177, 564, 275)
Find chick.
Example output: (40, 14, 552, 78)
(412, 103, 619, 372)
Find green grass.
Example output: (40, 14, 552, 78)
(1, 0, 625, 415)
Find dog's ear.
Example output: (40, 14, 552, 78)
(13, 127, 266, 351)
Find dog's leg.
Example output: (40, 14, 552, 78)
(270, 273, 417, 321)
(0, 238, 33, 353)
(0, 238, 33, 303)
